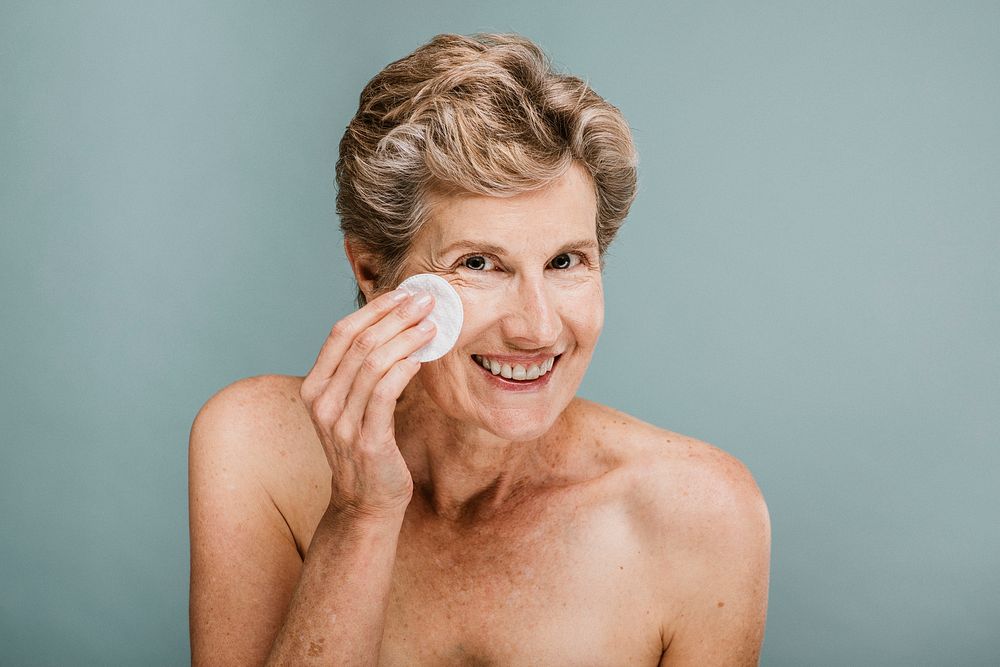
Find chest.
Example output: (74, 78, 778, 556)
(376, 498, 663, 666)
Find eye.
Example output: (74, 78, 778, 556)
(460, 254, 495, 271)
(549, 252, 581, 270)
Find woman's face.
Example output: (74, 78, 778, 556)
(399, 161, 604, 442)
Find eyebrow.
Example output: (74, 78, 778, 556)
(438, 238, 599, 257)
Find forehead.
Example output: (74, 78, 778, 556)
(417, 162, 598, 252)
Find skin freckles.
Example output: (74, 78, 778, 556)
(348, 160, 608, 519)
(306, 637, 325, 657)
(207, 159, 768, 664)
(191, 34, 770, 661)
(396, 161, 604, 446)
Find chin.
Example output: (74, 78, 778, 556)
(474, 406, 562, 443)
(413, 362, 576, 443)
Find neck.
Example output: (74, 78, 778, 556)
(393, 375, 568, 522)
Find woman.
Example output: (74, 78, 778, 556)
(189, 33, 770, 666)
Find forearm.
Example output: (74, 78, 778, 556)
(264, 506, 405, 666)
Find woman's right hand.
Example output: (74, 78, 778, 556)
(299, 289, 436, 520)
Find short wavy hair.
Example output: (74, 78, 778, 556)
(336, 32, 639, 307)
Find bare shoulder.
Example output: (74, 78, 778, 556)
(193, 374, 308, 440)
(572, 398, 768, 535)
(190, 374, 330, 552)
(190, 374, 314, 481)
(188, 375, 327, 665)
(571, 398, 770, 663)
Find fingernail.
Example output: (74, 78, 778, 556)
(414, 292, 433, 308)
(417, 319, 435, 332)
(390, 289, 408, 302)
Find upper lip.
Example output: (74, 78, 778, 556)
(472, 352, 561, 365)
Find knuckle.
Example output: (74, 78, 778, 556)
(393, 301, 417, 321)
(355, 437, 382, 458)
(330, 318, 354, 341)
(352, 329, 379, 355)
(311, 393, 342, 425)
(361, 352, 388, 375)
(298, 381, 315, 405)
(331, 420, 355, 444)
(300, 377, 325, 404)
(410, 322, 433, 339)
(371, 382, 395, 404)
(377, 292, 402, 310)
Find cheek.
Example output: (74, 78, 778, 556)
(563, 281, 604, 341)
(424, 352, 468, 383)
(442, 277, 604, 351)
(412, 358, 466, 409)
(448, 287, 505, 346)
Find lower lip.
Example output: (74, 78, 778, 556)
(471, 356, 560, 393)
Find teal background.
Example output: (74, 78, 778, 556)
(2, 1, 998, 664)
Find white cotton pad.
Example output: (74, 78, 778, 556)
(397, 273, 464, 362)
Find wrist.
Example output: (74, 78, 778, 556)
(325, 496, 409, 526)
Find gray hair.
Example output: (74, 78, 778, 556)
(336, 32, 639, 307)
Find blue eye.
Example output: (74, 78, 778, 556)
(550, 253, 581, 270)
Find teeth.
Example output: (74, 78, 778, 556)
(473, 354, 557, 381)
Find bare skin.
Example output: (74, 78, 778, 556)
(189, 163, 770, 665)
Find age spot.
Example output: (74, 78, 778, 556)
(307, 637, 325, 656)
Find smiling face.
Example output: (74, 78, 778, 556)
(398, 161, 604, 443)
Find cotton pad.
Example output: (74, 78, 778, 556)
(397, 273, 464, 362)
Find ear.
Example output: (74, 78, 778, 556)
(343, 238, 381, 302)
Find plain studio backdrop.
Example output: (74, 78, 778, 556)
(1, 2, 997, 665)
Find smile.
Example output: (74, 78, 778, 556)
(471, 354, 558, 381)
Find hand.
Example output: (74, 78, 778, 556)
(299, 289, 436, 519)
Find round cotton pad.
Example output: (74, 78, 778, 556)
(397, 273, 464, 362)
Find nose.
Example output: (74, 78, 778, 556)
(500, 273, 562, 349)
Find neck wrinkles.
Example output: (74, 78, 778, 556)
(393, 374, 564, 522)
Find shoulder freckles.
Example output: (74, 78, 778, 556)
(574, 401, 762, 506)
(192, 374, 309, 452)
(629, 430, 769, 544)
(630, 434, 771, 660)
(669, 436, 764, 509)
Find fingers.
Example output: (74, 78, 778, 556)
(303, 289, 436, 442)
(327, 292, 435, 400)
(303, 289, 410, 391)
(300, 286, 436, 518)
(360, 355, 424, 439)
(337, 317, 437, 427)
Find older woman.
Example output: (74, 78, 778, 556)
(189, 33, 770, 666)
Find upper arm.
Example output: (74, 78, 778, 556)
(188, 377, 305, 667)
(654, 444, 771, 666)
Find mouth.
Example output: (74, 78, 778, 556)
(470, 353, 561, 388)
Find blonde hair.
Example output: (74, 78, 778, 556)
(336, 32, 638, 307)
